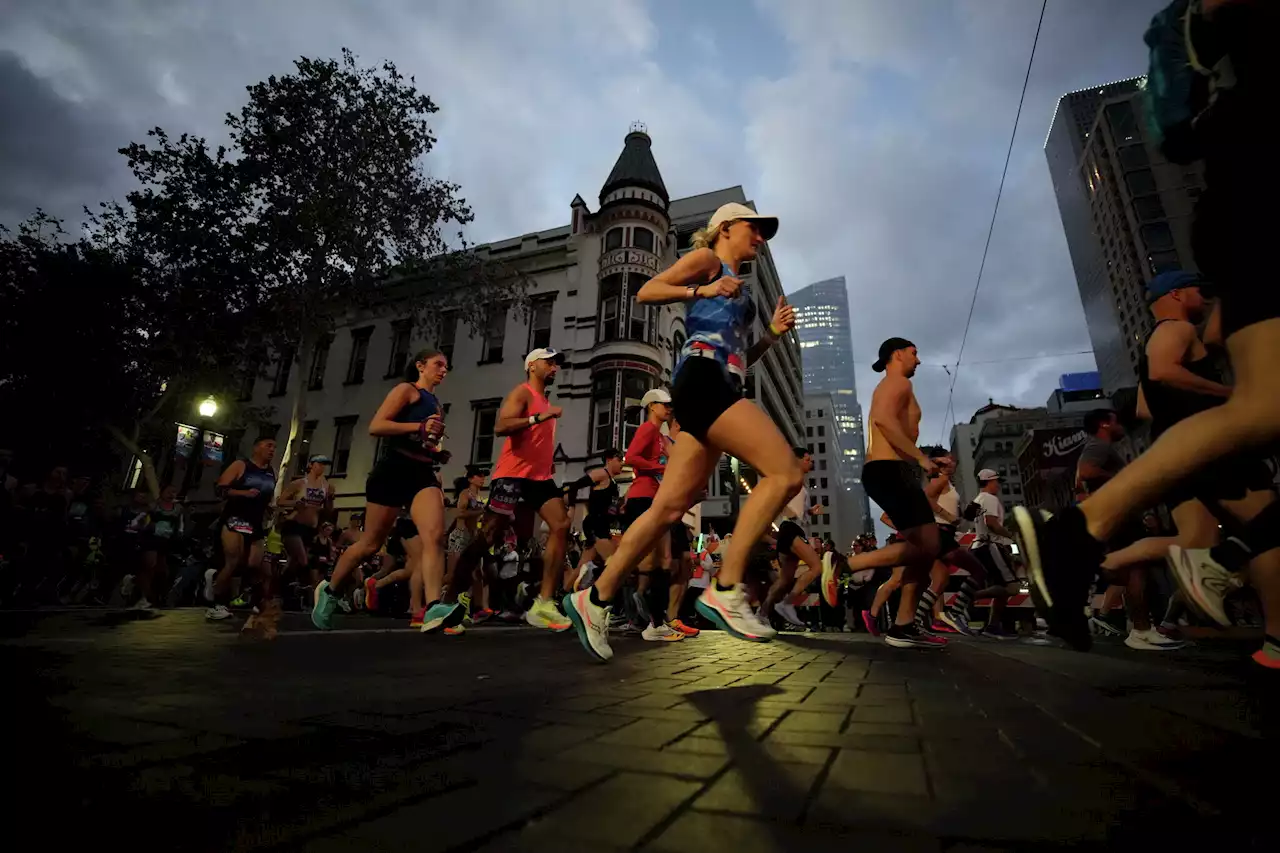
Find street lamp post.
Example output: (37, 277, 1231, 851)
(180, 396, 219, 497)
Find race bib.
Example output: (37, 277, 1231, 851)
(153, 520, 175, 539)
(226, 517, 255, 535)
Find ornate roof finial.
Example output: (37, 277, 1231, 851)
(629, 121, 648, 135)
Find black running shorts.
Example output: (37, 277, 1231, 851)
(671, 356, 743, 443)
(280, 519, 317, 547)
(670, 521, 691, 556)
(487, 477, 561, 518)
(1167, 452, 1276, 511)
(973, 542, 1017, 586)
(582, 513, 613, 547)
(622, 496, 653, 531)
(365, 453, 440, 509)
(937, 523, 959, 556)
(775, 520, 805, 558)
(862, 460, 935, 532)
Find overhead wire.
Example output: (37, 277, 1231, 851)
(936, 0, 1050, 444)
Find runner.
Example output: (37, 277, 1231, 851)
(965, 470, 1021, 639)
(623, 388, 683, 642)
(278, 455, 334, 593)
(566, 449, 623, 592)
(206, 436, 276, 621)
(1011, 0, 1280, 666)
(762, 447, 826, 630)
(563, 201, 803, 661)
(311, 348, 455, 632)
(842, 338, 944, 649)
(132, 484, 185, 611)
(442, 347, 572, 632)
(445, 466, 490, 622)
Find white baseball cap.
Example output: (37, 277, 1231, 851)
(524, 347, 566, 370)
(977, 468, 1001, 482)
(640, 388, 671, 407)
(706, 202, 779, 241)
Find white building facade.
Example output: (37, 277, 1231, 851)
(803, 393, 857, 548)
(206, 128, 803, 528)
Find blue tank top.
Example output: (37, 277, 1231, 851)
(224, 460, 276, 525)
(390, 385, 441, 456)
(675, 261, 757, 385)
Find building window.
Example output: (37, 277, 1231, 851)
(671, 329, 686, 358)
(807, 444, 814, 454)
(632, 227, 655, 253)
(820, 477, 828, 489)
(817, 425, 825, 437)
(1125, 169, 1157, 196)
(604, 228, 624, 251)
(437, 311, 457, 363)
(308, 335, 332, 390)
(818, 459, 827, 470)
(481, 305, 506, 363)
(270, 348, 294, 397)
(817, 409, 824, 417)
(806, 426, 814, 437)
(236, 370, 256, 402)
(590, 368, 654, 452)
(528, 298, 554, 352)
(385, 320, 412, 379)
(346, 328, 373, 384)
(822, 514, 830, 526)
(818, 443, 826, 454)
(472, 405, 498, 464)
(627, 294, 651, 342)
(1140, 222, 1174, 252)
(809, 478, 817, 489)
(293, 420, 318, 476)
(598, 274, 622, 342)
(331, 416, 357, 476)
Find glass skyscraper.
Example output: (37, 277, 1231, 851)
(790, 277, 871, 533)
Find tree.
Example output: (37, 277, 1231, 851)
(94, 48, 528, 485)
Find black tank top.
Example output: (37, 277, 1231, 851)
(586, 474, 619, 519)
(389, 385, 441, 456)
(223, 460, 276, 524)
(1138, 319, 1224, 439)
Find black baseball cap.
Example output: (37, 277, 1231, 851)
(872, 337, 915, 373)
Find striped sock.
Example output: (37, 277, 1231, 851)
(915, 589, 938, 628)
(951, 578, 977, 620)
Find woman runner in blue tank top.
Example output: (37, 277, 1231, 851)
(207, 435, 278, 622)
(312, 348, 463, 635)
(563, 202, 805, 661)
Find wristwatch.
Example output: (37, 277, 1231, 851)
(685, 285, 697, 300)
(529, 414, 540, 425)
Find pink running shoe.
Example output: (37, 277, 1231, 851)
(861, 610, 881, 637)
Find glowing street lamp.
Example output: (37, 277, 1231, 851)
(198, 396, 218, 418)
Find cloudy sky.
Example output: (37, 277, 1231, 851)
(3, 0, 1165, 450)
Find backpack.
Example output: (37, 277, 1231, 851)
(1142, 0, 1233, 164)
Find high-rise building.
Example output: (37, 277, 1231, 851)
(803, 394, 858, 548)
(789, 277, 871, 534)
(1046, 78, 1205, 393)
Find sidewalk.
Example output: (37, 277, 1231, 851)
(5, 609, 1274, 851)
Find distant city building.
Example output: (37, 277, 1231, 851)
(199, 127, 803, 536)
(1046, 78, 1205, 393)
(803, 393, 858, 547)
(1046, 371, 1108, 413)
(789, 276, 871, 533)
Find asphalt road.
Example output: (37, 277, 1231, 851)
(4, 607, 1275, 851)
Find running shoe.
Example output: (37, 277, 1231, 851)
(983, 625, 1017, 641)
(667, 619, 700, 637)
(458, 592, 472, 622)
(231, 594, 250, 608)
(409, 609, 424, 629)
(1124, 628, 1186, 651)
(1166, 545, 1233, 627)
(525, 597, 572, 632)
(938, 610, 972, 635)
(1009, 506, 1092, 652)
(642, 623, 684, 642)
(884, 624, 946, 649)
(205, 604, 233, 621)
(774, 602, 807, 630)
(203, 568, 217, 603)
(695, 584, 776, 642)
(420, 600, 465, 634)
(1089, 616, 1123, 637)
(337, 596, 353, 614)
(820, 551, 839, 607)
(363, 576, 379, 612)
(311, 579, 338, 630)
(860, 609, 881, 637)
(930, 619, 958, 634)
(471, 608, 495, 626)
(1251, 638, 1280, 670)
(444, 624, 466, 636)
(130, 597, 153, 612)
(563, 588, 614, 662)
(120, 574, 135, 601)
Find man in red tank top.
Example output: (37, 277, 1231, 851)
(445, 348, 572, 631)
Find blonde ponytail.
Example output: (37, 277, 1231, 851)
(691, 216, 731, 251)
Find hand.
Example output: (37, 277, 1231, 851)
(769, 296, 796, 335)
(245, 488, 261, 498)
(699, 276, 742, 299)
(918, 456, 938, 476)
(545, 405, 564, 420)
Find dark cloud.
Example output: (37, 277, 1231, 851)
(0, 52, 131, 229)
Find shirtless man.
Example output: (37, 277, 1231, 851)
(842, 338, 945, 648)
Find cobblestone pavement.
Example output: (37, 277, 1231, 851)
(5, 609, 1275, 851)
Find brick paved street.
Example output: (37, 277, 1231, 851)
(5, 609, 1275, 851)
